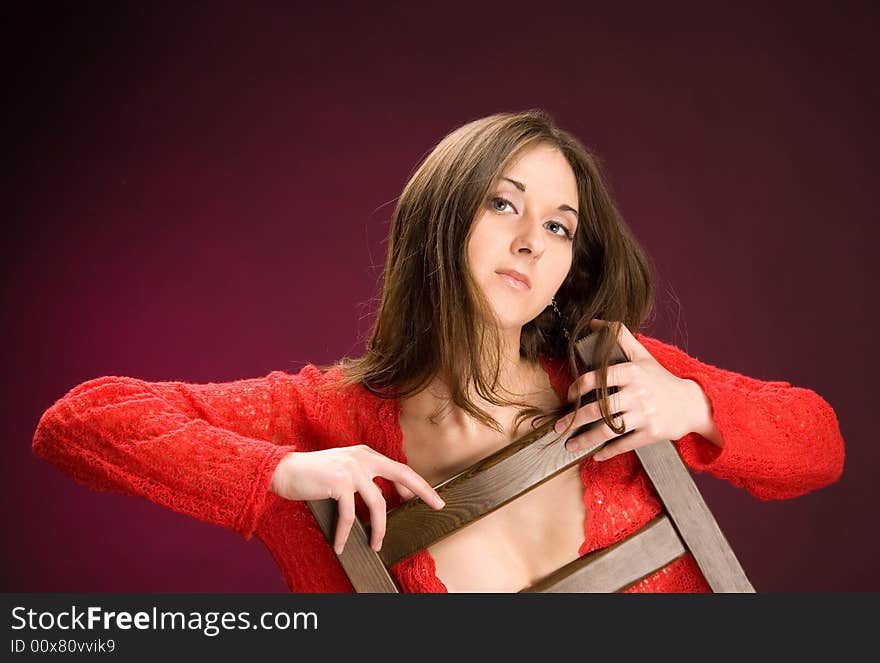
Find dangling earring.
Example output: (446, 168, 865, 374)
(551, 296, 571, 341)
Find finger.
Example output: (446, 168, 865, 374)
(392, 481, 415, 501)
(557, 387, 630, 433)
(357, 479, 387, 551)
(378, 459, 445, 509)
(612, 322, 649, 361)
(566, 363, 631, 407)
(333, 491, 356, 555)
(566, 410, 640, 453)
(593, 429, 652, 461)
(588, 318, 648, 361)
(561, 430, 606, 455)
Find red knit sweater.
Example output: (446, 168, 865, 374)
(31, 333, 845, 592)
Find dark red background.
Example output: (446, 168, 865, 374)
(4, 1, 876, 592)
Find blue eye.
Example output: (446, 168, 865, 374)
(490, 196, 514, 213)
(547, 221, 575, 241)
(489, 196, 574, 241)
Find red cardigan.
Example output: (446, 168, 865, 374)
(31, 333, 845, 592)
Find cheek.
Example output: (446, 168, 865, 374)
(465, 239, 484, 278)
(549, 246, 573, 284)
(466, 217, 495, 267)
(468, 214, 492, 242)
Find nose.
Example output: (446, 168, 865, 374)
(512, 217, 546, 259)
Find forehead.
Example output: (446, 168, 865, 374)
(498, 144, 578, 200)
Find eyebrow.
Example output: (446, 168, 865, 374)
(501, 177, 579, 219)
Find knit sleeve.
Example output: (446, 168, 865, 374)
(31, 366, 329, 540)
(636, 334, 846, 501)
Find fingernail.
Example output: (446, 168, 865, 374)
(566, 441, 580, 452)
(555, 417, 570, 433)
(334, 545, 343, 555)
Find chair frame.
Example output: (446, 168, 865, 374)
(307, 332, 755, 593)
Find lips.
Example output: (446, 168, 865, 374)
(495, 269, 531, 290)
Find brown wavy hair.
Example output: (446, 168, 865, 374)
(317, 109, 655, 441)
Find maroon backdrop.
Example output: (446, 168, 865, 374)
(4, 1, 876, 592)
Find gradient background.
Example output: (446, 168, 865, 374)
(4, 1, 876, 592)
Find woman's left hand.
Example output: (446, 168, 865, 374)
(555, 319, 706, 461)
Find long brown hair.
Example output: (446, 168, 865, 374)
(317, 109, 655, 440)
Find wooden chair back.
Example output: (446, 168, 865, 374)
(307, 332, 755, 593)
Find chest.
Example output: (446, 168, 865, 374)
(399, 392, 588, 592)
(426, 464, 587, 592)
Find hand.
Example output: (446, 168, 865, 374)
(270, 445, 445, 554)
(554, 319, 704, 461)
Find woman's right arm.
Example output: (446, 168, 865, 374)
(32, 369, 322, 541)
(32, 367, 444, 549)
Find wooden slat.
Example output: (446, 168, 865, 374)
(520, 514, 686, 593)
(377, 417, 607, 566)
(635, 440, 755, 592)
(306, 499, 400, 593)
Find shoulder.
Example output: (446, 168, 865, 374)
(633, 332, 734, 376)
(632, 332, 718, 376)
(538, 332, 700, 379)
(634, 332, 692, 360)
(267, 363, 381, 405)
(267, 363, 388, 441)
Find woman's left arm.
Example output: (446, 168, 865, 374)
(559, 321, 845, 501)
(639, 332, 846, 500)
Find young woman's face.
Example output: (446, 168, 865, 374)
(467, 142, 579, 332)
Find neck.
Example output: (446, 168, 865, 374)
(402, 325, 541, 431)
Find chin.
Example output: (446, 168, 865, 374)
(482, 291, 540, 328)
(489, 312, 532, 331)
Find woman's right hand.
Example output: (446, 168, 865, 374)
(269, 445, 445, 555)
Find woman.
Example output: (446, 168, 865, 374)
(31, 109, 845, 592)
